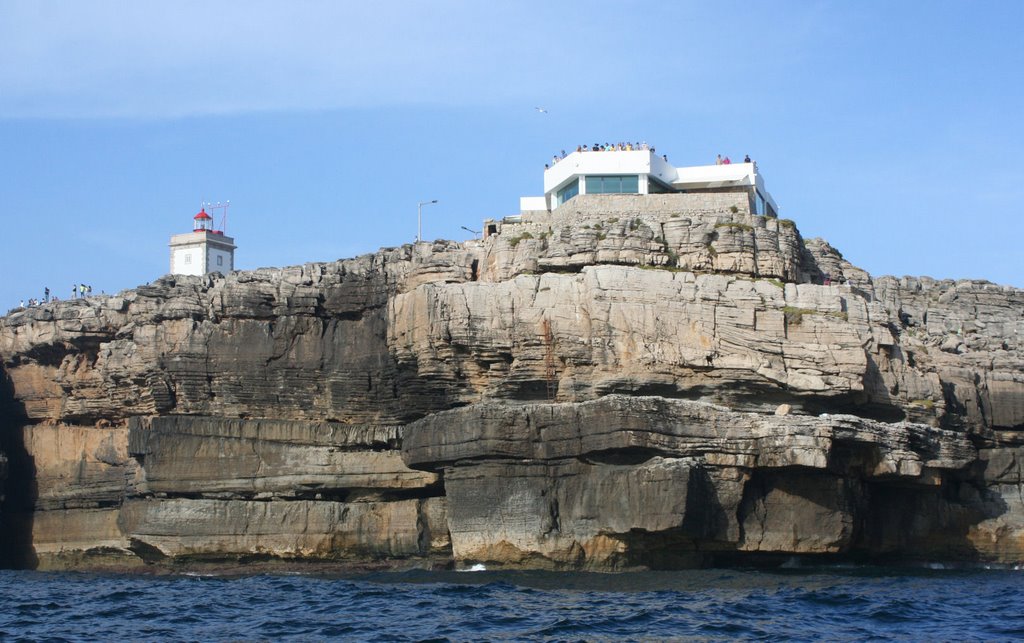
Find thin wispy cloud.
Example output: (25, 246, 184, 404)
(0, 2, 593, 118)
(0, 1, 807, 119)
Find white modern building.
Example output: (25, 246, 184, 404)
(517, 149, 778, 218)
(169, 208, 236, 276)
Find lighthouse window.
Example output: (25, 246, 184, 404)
(217, 256, 223, 266)
(585, 175, 640, 194)
(184, 254, 192, 264)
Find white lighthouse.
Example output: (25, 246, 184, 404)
(169, 207, 236, 276)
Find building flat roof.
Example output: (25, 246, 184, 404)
(169, 230, 236, 248)
(536, 150, 777, 214)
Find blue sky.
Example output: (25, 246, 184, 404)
(1, 0, 1022, 308)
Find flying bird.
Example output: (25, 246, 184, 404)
(535, 106, 548, 114)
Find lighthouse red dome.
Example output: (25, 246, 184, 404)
(194, 208, 213, 220)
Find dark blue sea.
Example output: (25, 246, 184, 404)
(1, 567, 1022, 641)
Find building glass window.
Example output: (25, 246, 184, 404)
(585, 175, 640, 194)
(555, 179, 579, 206)
(649, 178, 674, 194)
(184, 254, 191, 264)
(217, 255, 223, 266)
(755, 190, 767, 215)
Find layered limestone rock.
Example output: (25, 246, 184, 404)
(0, 197, 1022, 570)
(479, 194, 804, 282)
(122, 416, 448, 562)
(119, 497, 447, 561)
(402, 395, 994, 568)
(0, 415, 448, 568)
(128, 417, 436, 498)
(389, 264, 1024, 431)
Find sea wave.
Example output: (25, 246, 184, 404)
(0, 567, 1021, 641)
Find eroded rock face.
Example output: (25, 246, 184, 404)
(0, 199, 1022, 570)
(118, 497, 444, 562)
(478, 195, 804, 282)
(402, 396, 1000, 568)
(128, 417, 437, 498)
(0, 447, 6, 530)
(0, 415, 449, 568)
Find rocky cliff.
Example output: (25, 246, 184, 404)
(1, 194, 1022, 570)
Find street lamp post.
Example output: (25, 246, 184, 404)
(461, 226, 481, 239)
(417, 200, 438, 243)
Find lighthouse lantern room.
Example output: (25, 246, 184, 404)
(169, 206, 236, 276)
(193, 207, 213, 232)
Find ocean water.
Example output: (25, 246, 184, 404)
(0, 567, 1022, 641)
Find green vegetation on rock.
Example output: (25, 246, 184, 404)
(783, 306, 849, 325)
(508, 232, 534, 248)
(758, 278, 785, 289)
(715, 222, 754, 232)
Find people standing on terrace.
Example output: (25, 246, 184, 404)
(558, 143, 659, 159)
(549, 142, 743, 168)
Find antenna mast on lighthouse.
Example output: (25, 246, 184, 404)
(203, 200, 231, 234)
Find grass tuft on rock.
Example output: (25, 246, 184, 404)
(715, 222, 753, 232)
(508, 232, 534, 248)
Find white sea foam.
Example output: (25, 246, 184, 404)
(457, 563, 487, 572)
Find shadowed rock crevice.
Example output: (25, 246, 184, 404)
(0, 362, 37, 569)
